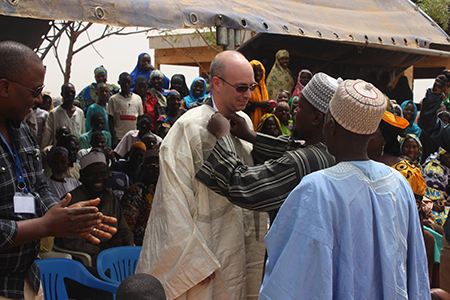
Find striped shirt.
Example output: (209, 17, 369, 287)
(0, 121, 58, 299)
(196, 133, 335, 211)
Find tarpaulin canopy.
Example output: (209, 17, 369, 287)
(1, 0, 449, 51)
(1, 0, 450, 77)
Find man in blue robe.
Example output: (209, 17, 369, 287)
(259, 79, 430, 300)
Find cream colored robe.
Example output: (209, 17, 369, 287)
(136, 104, 266, 300)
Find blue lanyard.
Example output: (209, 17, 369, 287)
(0, 129, 28, 194)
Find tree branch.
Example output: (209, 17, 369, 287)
(195, 29, 221, 53)
(52, 44, 65, 78)
(77, 22, 93, 35)
(73, 27, 153, 55)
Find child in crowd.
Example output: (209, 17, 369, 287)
(134, 76, 159, 131)
(85, 82, 110, 132)
(275, 101, 293, 135)
(292, 69, 313, 98)
(107, 72, 143, 146)
(257, 113, 282, 137)
(79, 112, 112, 149)
(276, 90, 290, 103)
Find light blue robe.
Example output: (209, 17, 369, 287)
(260, 160, 430, 300)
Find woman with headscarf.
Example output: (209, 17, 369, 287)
(401, 100, 422, 136)
(130, 53, 170, 90)
(288, 96, 299, 117)
(149, 70, 167, 107)
(182, 77, 209, 109)
(246, 60, 271, 130)
(292, 69, 312, 98)
(169, 74, 190, 98)
(266, 49, 295, 100)
(256, 113, 282, 137)
(75, 65, 120, 114)
(400, 133, 423, 168)
(157, 90, 184, 128)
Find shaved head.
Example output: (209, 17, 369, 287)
(0, 41, 42, 82)
(210, 50, 248, 80)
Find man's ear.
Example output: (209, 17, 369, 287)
(329, 116, 337, 136)
(211, 76, 221, 92)
(312, 111, 324, 126)
(0, 79, 9, 98)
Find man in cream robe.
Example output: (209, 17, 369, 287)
(136, 51, 266, 300)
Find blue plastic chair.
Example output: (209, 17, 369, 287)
(36, 258, 119, 300)
(96, 246, 142, 284)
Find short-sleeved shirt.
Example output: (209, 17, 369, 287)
(41, 105, 85, 148)
(106, 93, 143, 140)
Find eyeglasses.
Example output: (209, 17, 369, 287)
(217, 77, 258, 93)
(9, 80, 45, 98)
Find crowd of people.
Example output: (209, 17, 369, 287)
(2, 39, 450, 300)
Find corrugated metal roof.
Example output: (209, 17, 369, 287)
(1, 0, 449, 53)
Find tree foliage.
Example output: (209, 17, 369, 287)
(417, 0, 450, 30)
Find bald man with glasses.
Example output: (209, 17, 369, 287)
(137, 51, 266, 300)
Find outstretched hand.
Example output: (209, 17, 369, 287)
(44, 194, 117, 244)
(67, 196, 118, 244)
(432, 70, 450, 95)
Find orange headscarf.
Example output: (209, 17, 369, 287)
(249, 60, 269, 130)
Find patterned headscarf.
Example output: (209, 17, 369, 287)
(288, 96, 299, 116)
(150, 70, 164, 80)
(422, 147, 450, 194)
(422, 148, 450, 226)
(266, 50, 295, 100)
(167, 90, 181, 100)
(257, 113, 282, 136)
(94, 65, 107, 76)
(292, 69, 313, 98)
(400, 133, 423, 166)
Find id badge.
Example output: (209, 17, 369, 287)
(13, 192, 35, 214)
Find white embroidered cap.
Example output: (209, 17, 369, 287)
(302, 72, 340, 113)
(329, 79, 386, 135)
(80, 151, 107, 170)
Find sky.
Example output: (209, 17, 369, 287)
(41, 23, 434, 103)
